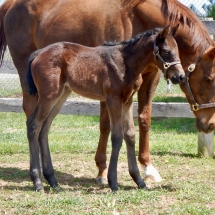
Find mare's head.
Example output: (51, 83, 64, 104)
(180, 46, 215, 133)
(155, 25, 186, 84)
(158, 0, 215, 133)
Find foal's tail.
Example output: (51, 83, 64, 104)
(0, 0, 14, 66)
(26, 50, 41, 96)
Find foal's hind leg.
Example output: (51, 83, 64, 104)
(95, 101, 110, 185)
(38, 88, 71, 191)
(123, 97, 146, 189)
(27, 101, 56, 191)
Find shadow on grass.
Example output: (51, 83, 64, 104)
(151, 151, 199, 158)
(0, 166, 177, 193)
(0, 166, 110, 193)
(146, 183, 178, 192)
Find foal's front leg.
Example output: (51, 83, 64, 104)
(106, 98, 123, 191)
(123, 98, 146, 189)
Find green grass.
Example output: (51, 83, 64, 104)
(0, 112, 215, 214)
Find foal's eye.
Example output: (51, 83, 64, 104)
(163, 50, 170, 57)
(204, 76, 212, 83)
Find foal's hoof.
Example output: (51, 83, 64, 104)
(51, 185, 62, 193)
(110, 185, 119, 193)
(96, 176, 108, 185)
(34, 183, 44, 192)
(138, 182, 146, 189)
(108, 182, 119, 192)
(35, 186, 44, 192)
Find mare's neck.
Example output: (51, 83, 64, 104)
(175, 27, 214, 68)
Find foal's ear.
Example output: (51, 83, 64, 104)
(205, 46, 215, 59)
(171, 23, 180, 36)
(159, 25, 171, 40)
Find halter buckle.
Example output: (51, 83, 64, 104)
(164, 62, 170, 69)
(191, 103, 199, 111)
(188, 64, 196, 72)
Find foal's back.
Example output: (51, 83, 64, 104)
(29, 42, 126, 101)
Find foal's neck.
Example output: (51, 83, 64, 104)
(122, 36, 155, 76)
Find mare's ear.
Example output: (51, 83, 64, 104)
(171, 23, 180, 36)
(159, 25, 171, 40)
(205, 46, 215, 59)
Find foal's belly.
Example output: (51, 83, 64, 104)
(67, 81, 105, 101)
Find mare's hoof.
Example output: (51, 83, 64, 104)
(96, 177, 108, 185)
(144, 165, 162, 182)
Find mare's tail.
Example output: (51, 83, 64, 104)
(26, 50, 41, 96)
(0, 0, 14, 66)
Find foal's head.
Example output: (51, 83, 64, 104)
(155, 25, 185, 84)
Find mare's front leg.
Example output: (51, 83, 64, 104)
(138, 69, 162, 182)
(123, 97, 146, 189)
(95, 101, 110, 185)
(106, 98, 123, 191)
(38, 87, 71, 191)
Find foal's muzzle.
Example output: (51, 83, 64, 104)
(171, 73, 186, 84)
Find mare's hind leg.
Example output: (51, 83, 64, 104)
(27, 101, 56, 191)
(123, 97, 146, 189)
(138, 70, 162, 182)
(95, 101, 110, 185)
(38, 87, 71, 191)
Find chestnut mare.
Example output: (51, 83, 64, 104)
(0, 0, 215, 186)
(26, 26, 184, 191)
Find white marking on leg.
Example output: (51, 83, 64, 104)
(143, 165, 162, 182)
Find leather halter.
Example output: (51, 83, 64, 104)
(153, 37, 181, 80)
(183, 54, 215, 111)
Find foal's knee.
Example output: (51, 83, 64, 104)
(124, 129, 135, 144)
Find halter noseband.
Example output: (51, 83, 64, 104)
(183, 54, 215, 111)
(153, 36, 181, 80)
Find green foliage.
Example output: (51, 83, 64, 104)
(207, 5, 215, 19)
(205, 1, 215, 19)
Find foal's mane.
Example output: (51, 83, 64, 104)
(104, 28, 158, 48)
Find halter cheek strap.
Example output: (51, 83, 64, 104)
(184, 54, 215, 111)
(153, 38, 181, 80)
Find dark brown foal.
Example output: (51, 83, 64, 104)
(26, 25, 184, 191)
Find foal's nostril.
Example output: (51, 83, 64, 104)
(171, 75, 183, 84)
(180, 75, 184, 81)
